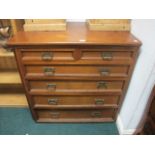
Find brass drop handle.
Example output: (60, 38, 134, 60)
(47, 83, 56, 91)
(101, 52, 113, 60)
(100, 68, 110, 76)
(42, 52, 53, 60)
(97, 81, 107, 89)
(95, 98, 105, 105)
(44, 67, 55, 76)
(50, 112, 60, 118)
(48, 98, 58, 105)
(91, 111, 102, 118)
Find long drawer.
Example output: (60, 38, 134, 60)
(21, 48, 133, 65)
(36, 109, 116, 122)
(28, 80, 124, 92)
(25, 65, 129, 78)
(32, 95, 120, 108)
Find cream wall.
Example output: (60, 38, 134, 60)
(117, 19, 155, 134)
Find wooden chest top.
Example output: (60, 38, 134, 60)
(7, 22, 141, 46)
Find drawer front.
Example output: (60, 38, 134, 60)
(25, 65, 129, 77)
(21, 48, 133, 64)
(36, 109, 115, 120)
(29, 80, 124, 91)
(82, 50, 133, 60)
(32, 95, 120, 107)
(22, 49, 75, 61)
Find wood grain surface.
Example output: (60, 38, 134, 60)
(7, 22, 141, 46)
(7, 22, 141, 122)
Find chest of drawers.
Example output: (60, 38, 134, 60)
(7, 22, 141, 122)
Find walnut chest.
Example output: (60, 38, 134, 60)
(7, 22, 141, 122)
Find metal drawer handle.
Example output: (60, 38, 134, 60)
(47, 83, 56, 91)
(44, 67, 55, 76)
(100, 68, 110, 76)
(48, 98, 58, 105)
(95, 98, 105, 105)
(97, 81, 107, 89)
(42, 52, 53, 60)
(101, 52, 113, 60)
(91, 111, 102, 118)
(50, 112, 60, 118)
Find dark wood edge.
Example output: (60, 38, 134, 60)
(36, 118, 114, 123)
(29, 90, 122, 96)
(22, 60, 132, 65)
(7, 44, 141, 49)
(33, 105, 119, 110)
(25, 75, 127, 81)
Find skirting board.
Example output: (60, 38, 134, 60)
(116, 115, 136, 135)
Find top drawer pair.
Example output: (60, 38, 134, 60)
(21, 48, 133, 65)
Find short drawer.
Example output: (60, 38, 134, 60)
(25, 65, 129, 78)
(81, 50, 133, 60)
(21, 48, 75, 61)
(36, 109, 116, 122)
(29, 80, 124, 92)
(32, 95, 120, 108)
